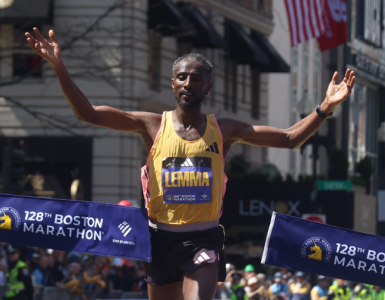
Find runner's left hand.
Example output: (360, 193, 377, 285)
(324, 69, 355, 111)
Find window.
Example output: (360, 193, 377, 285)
(224, 57, 237, 112)
(13, 54, 42, 77)
(241, 65, 247, 104)
(364, 0, 382, 46)
(147, 30, 162, 91)
(0, 25, 43, 78)
(356, 0, 383, 47)
(251, 66, 260, 119)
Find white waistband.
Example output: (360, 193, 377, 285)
(148, 218, 219, 232)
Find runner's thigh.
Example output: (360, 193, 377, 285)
(182, 259, 219, 300)
(148, 281, 183, 300)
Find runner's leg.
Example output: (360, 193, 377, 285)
(148, 281, 183, 300)
(182, 259, 219, 300)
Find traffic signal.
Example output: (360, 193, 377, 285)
(2, 145, 26, 194)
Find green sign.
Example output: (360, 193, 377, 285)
(317, 180, 352, 191)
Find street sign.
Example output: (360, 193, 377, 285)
(302, 213, 326, 224)
(317, 180, 352, 191)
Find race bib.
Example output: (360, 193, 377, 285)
(162, 157, 212, 204)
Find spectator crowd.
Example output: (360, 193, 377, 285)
(0, 242, 147, 300)
(217, 263, 385, 300)
(0, 241, 384, 300)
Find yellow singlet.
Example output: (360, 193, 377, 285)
(141, 111, 227, 231)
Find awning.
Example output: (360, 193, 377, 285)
(225, 19, 268, 65)
(176, 2, 224, 48)
(148, 0, 194, 37)
(250, 31, 290, 73)
(0, 0, 53, 26)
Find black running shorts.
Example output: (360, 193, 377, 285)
(144, 225, 226, 286)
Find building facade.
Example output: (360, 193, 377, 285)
(345, 0, 385, 195)
(0, 0, 290, 204)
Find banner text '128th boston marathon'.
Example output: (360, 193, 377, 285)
(0, 193, 151, 262)
(262, 212, 385, 286)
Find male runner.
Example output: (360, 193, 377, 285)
(25, 28, 355, 300)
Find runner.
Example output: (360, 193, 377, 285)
(25, 28, 355, 300)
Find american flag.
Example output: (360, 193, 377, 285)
(284, 0, 325, 47)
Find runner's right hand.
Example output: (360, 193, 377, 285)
(25, 27, 62, 68)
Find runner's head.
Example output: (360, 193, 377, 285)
(171, 53, 213, 108)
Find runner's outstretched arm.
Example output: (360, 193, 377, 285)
(220, 69, 355, 150)
(25, 28, 155, 134)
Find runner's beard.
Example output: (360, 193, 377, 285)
(176, 94, 205, 107)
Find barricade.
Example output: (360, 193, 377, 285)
(121, 291, 147, 299)
(42, 286, 70, 300)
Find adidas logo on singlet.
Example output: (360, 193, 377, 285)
(205, 142, 219, 154)
(180, 158, 194, 167)
(194, 252, 211, 264)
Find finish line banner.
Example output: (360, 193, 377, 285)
(0, 193, 151, 262)
(262, 212, 385, 286)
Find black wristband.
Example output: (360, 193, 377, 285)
(316, 105, 333, 119)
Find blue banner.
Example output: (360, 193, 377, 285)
(0, 193, 151, 262)
(262, 212, 385, 286)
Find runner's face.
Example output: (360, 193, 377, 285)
(172, 60, 212, 107)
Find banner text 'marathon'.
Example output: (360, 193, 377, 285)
(23, 214, 105, 241)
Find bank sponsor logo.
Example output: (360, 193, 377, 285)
(112, 221, 135, 246)
(118, 222, 132, 237)
(0, 207, 21, 231)
(301, 237, 332, 262)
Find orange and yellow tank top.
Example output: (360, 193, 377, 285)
(141, 111, 227, 231)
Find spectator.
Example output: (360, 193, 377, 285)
(310, 276, 330, 300)
(328, 279, 352, 300)
(268, 272, 288, 300)
(353, 282, 373, 300)
(0, 243, 7, 267)
(372, 286, 385, 300)
(288, 272, 311, 300)
(132, 263, 147, 293)
(56, 262, 83, 296)
(83, 263, 106, 292)
(49, 250, 64, 283)
(29, 252, 40, 273)
(96, 265, 113, 298)
(219, 270, 248, 300)
(110, 257, 124, 290)
(0, 248, 7, 285)
(245, 265, 257, 281)
(257, 273, 266, 287)
(253, 274, 269, 300)
(245, 276, 260, 300)
(4, 244, 34, 300)
(32, 254, 55, 286)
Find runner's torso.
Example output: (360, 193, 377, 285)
(141, 111, 227, 230)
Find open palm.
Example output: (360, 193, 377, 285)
(25, 28, 62, 67)
(326, 69, 355, 108)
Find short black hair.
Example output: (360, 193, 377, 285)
(172, 53, 213, 79)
